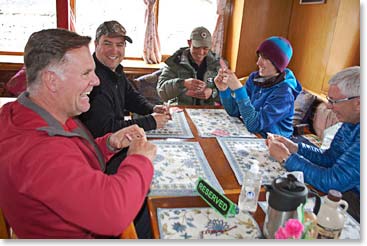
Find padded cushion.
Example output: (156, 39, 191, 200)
(132, 69, 162, 105)
(293, 90, 317, 125)
(5, 66, 27, 96)
(312, 102, 339, 138)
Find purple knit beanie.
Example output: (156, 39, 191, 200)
(256, 36, 293, 72)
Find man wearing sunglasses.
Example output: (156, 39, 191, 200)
(266, 66, 360, 222)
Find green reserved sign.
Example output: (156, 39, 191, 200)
(196, 177, 238, 218)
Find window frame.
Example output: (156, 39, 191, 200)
(0, 0, 231, 62)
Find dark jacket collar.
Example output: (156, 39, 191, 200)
(93, 53, 124, 78)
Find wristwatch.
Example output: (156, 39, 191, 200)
(211, 88, 218, 98)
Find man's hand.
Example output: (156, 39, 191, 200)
(185, 88, 212, 99)
(184, 78, 206, 92)
(267, 138, 291, 164)
(127, 138, 157, 162)
(152, 113, 170, 129)
(108, 124, 146, 150)
(153, 105, 169, 114)
(268, 134, 299, 154)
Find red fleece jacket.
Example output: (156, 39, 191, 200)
(0, 101, 153, 238)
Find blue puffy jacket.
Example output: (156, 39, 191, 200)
(285, 123, 360, 196)
(219, 68, 302, 138)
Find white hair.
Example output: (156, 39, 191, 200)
(328, 66, 360, 97)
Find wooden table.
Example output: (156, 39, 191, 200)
(181, 105, 246, 193)
(147, 105, 266, 239)
(148, 192, 267, 239)
(149, 105, 248, 193)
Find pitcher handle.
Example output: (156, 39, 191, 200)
(308, 189, 321, 215)
(338, 200, 349, 212)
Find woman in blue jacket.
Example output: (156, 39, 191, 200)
(214, 36, 302, 138)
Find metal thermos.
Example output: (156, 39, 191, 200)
(263, 174, 320, 239)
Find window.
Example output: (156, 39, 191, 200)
(75, 0, 146, 58)
(76, 0, 218, 58)
(158, 0, 217, 55)
(0, 0, 56, 53)
(0, 0, 218, 59)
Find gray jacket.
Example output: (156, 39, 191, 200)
(157, 47, 220, 105)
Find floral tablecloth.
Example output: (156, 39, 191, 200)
(157, 207, 262, 239)
(217, 137, 286, 185)
(149, 141, 223, 196)
(186, 108, 256, 138)
(146, 111, 193, 138)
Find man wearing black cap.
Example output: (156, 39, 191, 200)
(157, 26, 221, 105)
(79, 20, 169, 238)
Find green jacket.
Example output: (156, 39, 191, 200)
(157, 47, 220, 105)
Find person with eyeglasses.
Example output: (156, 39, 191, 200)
(266, 66, 360, 222)
(78, 20, 170, 238)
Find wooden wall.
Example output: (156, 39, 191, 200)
(225, 0, 360, 96)
(225, 0, 293, 77)
(288, 0, 360, 95)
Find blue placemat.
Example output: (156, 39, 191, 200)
(146, 111, 194, 138)
(186, 108, 256, 138)
(216, 137, 286, 185)
(149, 141, 223, 196)
(157, 207, 262, 239)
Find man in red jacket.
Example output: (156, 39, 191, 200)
(0, 28, 156, 238)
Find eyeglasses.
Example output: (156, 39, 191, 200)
(326, 96, 360, 105)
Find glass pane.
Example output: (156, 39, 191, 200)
(0, 0, 56, 52)
(158, 0, 217, 55)
(75, 0, 146, 58)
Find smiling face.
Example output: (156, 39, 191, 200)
(95, 35, 126, 71)
(53, 46, 100, 120)
(256, 53, 278, 77)
(188, 40, 210, 65)
(327, 84, 360, 124)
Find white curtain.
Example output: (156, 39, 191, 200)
(211, 0, 227, 57)
(143, 0, 162, 64)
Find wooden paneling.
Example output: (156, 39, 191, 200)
(235, 0, 293, 78)
(288, 0, 340, 93)
(225, 0, 292, 78)
(225, 0, 245, 71)
(322, 0, 360, 94)
(288, 0, 359, 95)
